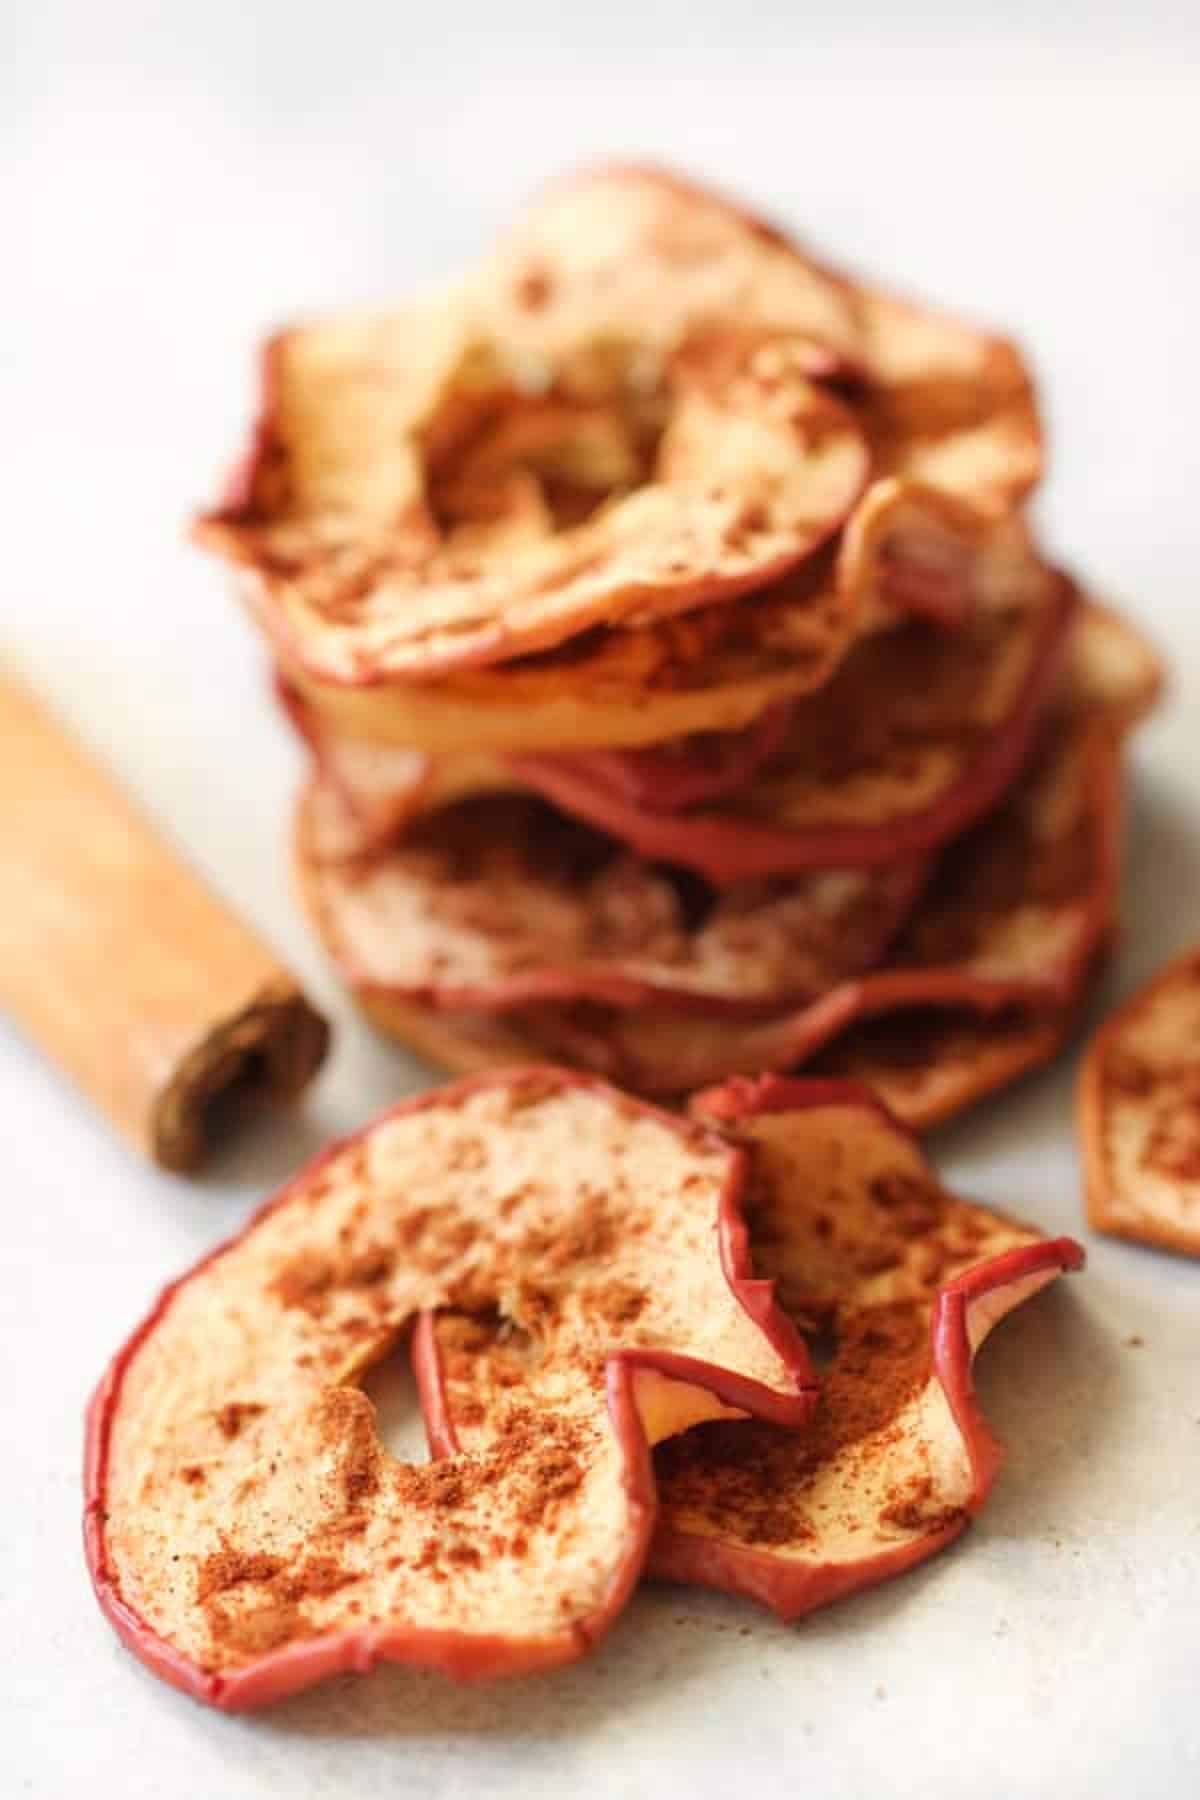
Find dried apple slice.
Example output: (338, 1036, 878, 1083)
(276, 479, 1023, 759)
(508, 571, 1073, 880)
(336, 687, 1117, 1116)
(480, 161, 862, 374)
(494, 163, 1042, 518)
(515, 700, 1119, 1088)
(293, 564, 1073, 880)
(296, 777, 930, 1013)
(197, 301, 869, 686)
(1078, 946, 1200, 1258)
(425, 1079, 1082, 1622)
(84, 1070, 815, 1709)
(276, 560, 854, 756)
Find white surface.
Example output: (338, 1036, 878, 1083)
(3, 8, 1199, 1797)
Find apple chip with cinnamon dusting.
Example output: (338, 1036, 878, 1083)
(489, 164, 1041, 518)
(296, 778, 930, 1014)
(276, 481, 1028, 761)
(84, 1071, 814, 1709)
(450, 704, 1116, 1107)
(426, 1080, 1081, 1622)
(290, 560, 1073, 881)
(506, 567, 1073, 880)
(196, 304, 869, 684)
(1078, 946, 1200, 1258)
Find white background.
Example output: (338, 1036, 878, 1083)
(2, 6, 1198, 1796)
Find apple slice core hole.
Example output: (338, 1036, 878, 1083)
(359, 1333, 433, 1466)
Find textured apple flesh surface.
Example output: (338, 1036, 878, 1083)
(84, 1071, 814, 1709)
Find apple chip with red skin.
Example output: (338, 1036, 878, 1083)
(291, 564, 1073, 884)
(383, 693, 1118, 1106)
(507, 569, 1073, 881)
(274, 479, 1027, 762)
(1078, 945, 1200, 1259)
(295, 777, 931, 1015)
(424, 1079, 1082, 1623)
(84, 1070, 814, 1710)
(196, 304, 868, 686)
(492, 163, 1042, 518)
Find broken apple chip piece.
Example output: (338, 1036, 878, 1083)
(1078, 946, 1200, 1258)
(296, 777, 931, 1013)
(427, 1079, 1082, 1622)
(198, 309, 870, 685)
(84, 1070, 815, 1709)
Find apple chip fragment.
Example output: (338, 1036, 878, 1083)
(84, 1070, 813, 1709)
(1078, 945, 1200, 1258)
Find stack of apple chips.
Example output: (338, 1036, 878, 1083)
(197, 166, 1161, 1130)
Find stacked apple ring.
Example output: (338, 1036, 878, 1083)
(198, 165, 1162, 1126)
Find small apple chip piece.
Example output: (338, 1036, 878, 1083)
(425, 1080, 1081, 1622)
(1078, 947, 1200, 1258)
(84, 1071, 814, 1709)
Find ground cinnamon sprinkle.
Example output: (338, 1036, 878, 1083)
(318, 1387, 383, 1506)
(213, 1400, 266, 1440)
(270, 1248, 335, 1312)
(656, 1300, 931, 1547)
(199, 1544, 360, 1658)
(196, 1544, 284, 1605)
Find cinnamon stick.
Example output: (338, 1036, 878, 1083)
(0, 671, 329, 1171)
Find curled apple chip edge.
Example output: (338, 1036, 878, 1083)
(1078, 944, 1200, 1259)
(196, 306, 870, 685)
(84, 1069, 818, 1710)
(505, 568, 1075, 880)
(289, 560, 1075, 882)
(422, 1076, 1083, 1623)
